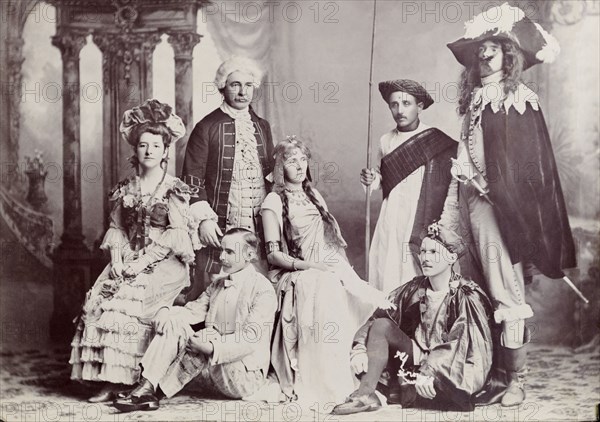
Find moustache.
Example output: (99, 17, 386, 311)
(480, 56, 493, 64)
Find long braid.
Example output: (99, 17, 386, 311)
(278, 189, 303, 259)
(272, 136, 346, 257)
(303, 180, 346, 249)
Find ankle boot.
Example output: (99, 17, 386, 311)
(130, 377, 155, 398)
(501, 346, 527, 407)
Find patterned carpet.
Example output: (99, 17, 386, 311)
(0, 343, 598, 422)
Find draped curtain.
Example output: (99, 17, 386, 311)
(205, 0, 297, 142)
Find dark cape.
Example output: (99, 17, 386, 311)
(353, 276, 494, 411)
(459, 104, 576, 281)
(380, 127, 458, 259)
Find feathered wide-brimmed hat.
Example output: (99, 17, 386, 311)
(120, 99, 186, 146)
(447, 2, 560, 71)
(378, 79, 434, 109)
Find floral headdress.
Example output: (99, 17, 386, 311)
(119, 99, 186, 146)
(426, 222, 466, 257)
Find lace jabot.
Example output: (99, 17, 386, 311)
(220, 102, 260, 166)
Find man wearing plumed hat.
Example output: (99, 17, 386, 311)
(181, 57, 275, 300)
(360, 79, 457, 295)
(438, 3, 576, 407)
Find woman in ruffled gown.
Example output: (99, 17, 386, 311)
(69, 100, 200, 402)
(261, 137, 393, 409)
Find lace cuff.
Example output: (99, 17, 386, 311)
(494, 304, 534, 323)
(100, 228, 129, 251)
(190, 201, 218, 222)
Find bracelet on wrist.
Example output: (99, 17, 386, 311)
(292, 259, 298, 271)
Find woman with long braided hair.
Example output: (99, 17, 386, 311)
(261, 137, 393, 408)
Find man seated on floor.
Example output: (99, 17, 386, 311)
(113, 228, 277, 412)
(333, 223, 494, 414)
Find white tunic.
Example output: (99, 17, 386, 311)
(369, 122, 430, 294)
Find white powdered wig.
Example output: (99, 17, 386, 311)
(534, 23, 561, 63)
(463, 2, 525, 39)
(214, 56, 264, 89)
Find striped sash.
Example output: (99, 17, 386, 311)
(380, 128, 456, 199)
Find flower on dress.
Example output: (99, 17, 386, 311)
(122, 194, 137, 208)
(168, 179, 198, 201)
(110, 178, 135, 201)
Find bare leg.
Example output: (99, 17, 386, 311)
(332, 319, 414, 415)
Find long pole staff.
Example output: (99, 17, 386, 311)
(364, 0, 378, 278)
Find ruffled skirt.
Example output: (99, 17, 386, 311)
(69, 255, 189, 385)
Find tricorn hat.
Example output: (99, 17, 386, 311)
(447, 2, 560, 71)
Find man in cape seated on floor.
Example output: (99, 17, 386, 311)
(332, 222, 494, 415)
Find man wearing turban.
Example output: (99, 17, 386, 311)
(333, 223, 494, 414)
(360, 79, 457, 295)
(181, 57, 275, 300)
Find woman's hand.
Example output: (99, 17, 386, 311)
(123, 260, 146, 278)
(109, 262, 125, 279)
(99, 278, 121, 298)
(123, 265, 136, 278)
(199, 220, 223, 248)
